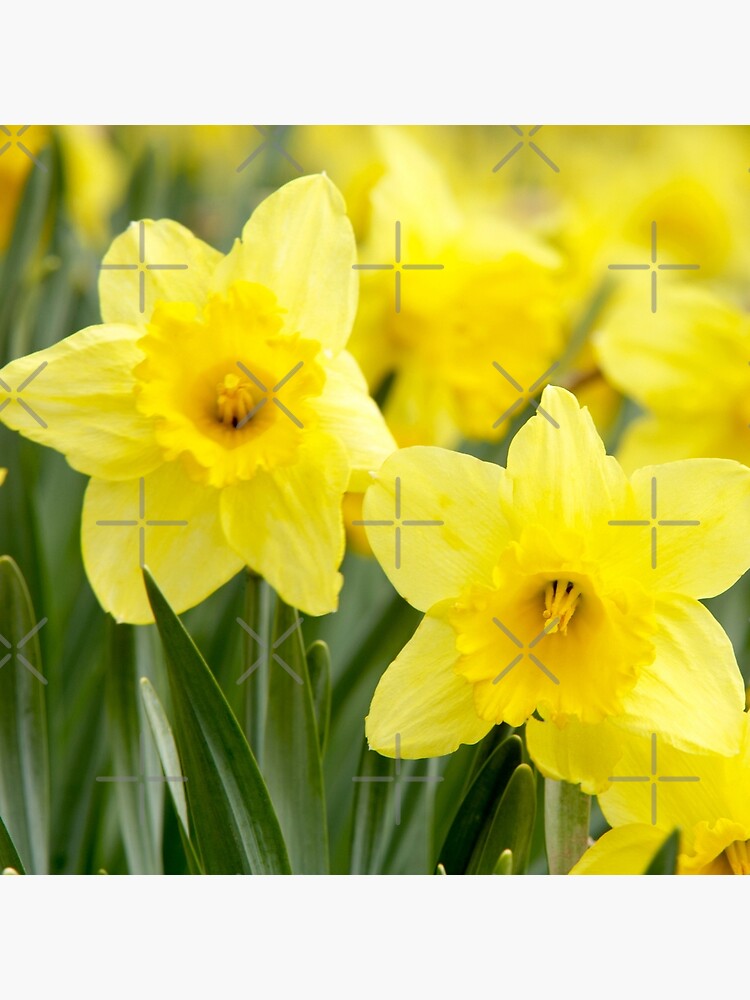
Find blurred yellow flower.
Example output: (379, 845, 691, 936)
(363, 387, 749, 768)
(0, 125, 124, 250)
(594, 286, 750, 470)
(0, 175, 395, 622)
(572, 716, 750, 874)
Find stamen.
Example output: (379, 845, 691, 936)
(543, 579, 581, 635)
(216, 373, 257, 428)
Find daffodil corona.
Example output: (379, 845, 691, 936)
(0, 176, 395, 622)
(364, 387, 750, 772)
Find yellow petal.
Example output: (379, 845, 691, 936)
(594, 288, 748, 415)
(99, 219, 222, 327)
(526, 716, 627, 795)
(599, 727, 734, 853)
(621, 460, 750, 598)
(0, 326, 162, 480)
(220, 430, 348, 616)
(311, 349, 396, 492)
(362, 446, 513, 612)
(571, 825, 671, 875)
(616, 594, 745, 755)
(506, 386, 630, 535)
(366, 609, 492, 758)
(214, 175, 357, 353)
(82, 462, 244, 624)
(616, 414, 750, 473)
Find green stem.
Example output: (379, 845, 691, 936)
(544, 778, 591, 875)
(242, 571, 271, 766)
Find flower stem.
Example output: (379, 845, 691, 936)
(242, 570, 271, 766)
(544, 778, 591, 874)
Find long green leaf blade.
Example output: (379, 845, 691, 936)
(468, 764, 537, 874)
(436, 734, 522, 875)
(306, 640, 331, 756)
(144, 569, 291, 874)
(263, 601, 328, 874)
(0, 556, 49, 873)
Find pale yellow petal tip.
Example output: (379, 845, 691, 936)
(0, 468, 6, 486)
(2, 867, 20, 875)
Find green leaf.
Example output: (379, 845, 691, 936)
(240, 572, 271, 764)
(468, 764, 536, 874)
(0, 556, 49, 874)
(644, 829, 680, 875)
(306, 640, 331, 756)
(0, 812, 25, 874)
(139, 677, 202, 875)
(263, 600, 329, 874)
(436, 734, 522, 875)
(350, 742, 392, 875)
(544, 778, 591, 875)
(104, 622, 163, 874)
(143, 569, 291, 874)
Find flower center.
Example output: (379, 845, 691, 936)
(725, 839, 750, 875)
(543, 579, 581, 635)
(216, 373, 259, 428)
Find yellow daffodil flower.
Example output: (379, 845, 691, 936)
(363, 386, 749, 768)
(0, 175, 395, 622)
(594, 286, 750, 471)
(571, 715, 750, 874)
(344, 128, 569, 448)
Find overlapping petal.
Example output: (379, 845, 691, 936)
(0, 325, 162, 480)
(81, 462, 244, 624)
(366, 609, 492, 758)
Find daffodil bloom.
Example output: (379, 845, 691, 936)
(594, 287, 750, 471)
(364, 386, 749, 765)
(0, 175, 395, 622)
(346, 128, 568, 447)
(571, 715, 750, 874)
